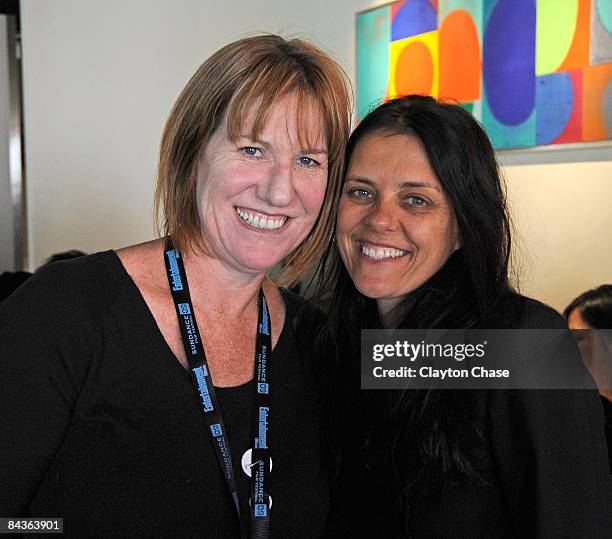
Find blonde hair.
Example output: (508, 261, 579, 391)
(154, 34, 352, 286)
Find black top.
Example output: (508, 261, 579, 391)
(0, 251, 328, 537)
(603, 396, 612, 472)
(328, 294, 612, 538)
(0, 271, 31, 302)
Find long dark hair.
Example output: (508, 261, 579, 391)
(317, 95, 514, 493)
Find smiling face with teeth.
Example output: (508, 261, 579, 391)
(195, 91, 329, 276)
(337, 131, 461, 314)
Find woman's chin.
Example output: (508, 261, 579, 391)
(354, 281, 397, 301)
(230, 251, 288, 275)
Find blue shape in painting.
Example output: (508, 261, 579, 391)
(483, 0, 536, 126)
(391, 0, 437, 41)
(535, 73, 573, 145)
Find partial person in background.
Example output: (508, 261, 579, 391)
(565, 284, 612, 470)
(0, 250, 86, 302)
(0, 270, 30, 302)
(43, 249, 87, 265)
(319, 95, 611, 537)
(0, 34, 351, 537)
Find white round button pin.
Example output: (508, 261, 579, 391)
(241, 448, 273, 478)
(249, 495, 273, 509)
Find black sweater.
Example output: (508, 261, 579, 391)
(328, 295, 612, 538)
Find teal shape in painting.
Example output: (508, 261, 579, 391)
(596, 0, 612, 34)
(357, 5, 391, 119)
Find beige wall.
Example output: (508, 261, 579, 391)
(504, 160, 612, 313)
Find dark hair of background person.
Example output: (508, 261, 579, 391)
(1, 250, 87, 302)
(316, 94, 515, 489)
(41, 250, 87, 267)
(563, 285, 612, 329)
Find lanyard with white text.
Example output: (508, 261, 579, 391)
(164, 239, 272, 538)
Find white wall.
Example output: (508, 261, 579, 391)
(505, 160, 612, 312)
(19, 0, 612, 311)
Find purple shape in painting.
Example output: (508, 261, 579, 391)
(483, 0, 536, 126)
(391, 0, 437, 41)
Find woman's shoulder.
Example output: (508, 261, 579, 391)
(115, 238, 164, 270)
(0, 250, 128, 369)
(2, 250, 122, 314)
(490, 291, 567, 330)
(115, 238, 169, 301)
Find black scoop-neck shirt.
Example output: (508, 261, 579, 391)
(0, 251, 328, 538)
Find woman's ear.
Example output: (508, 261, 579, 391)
(453, 221, 462, 252)
(453, 228, 462, 252)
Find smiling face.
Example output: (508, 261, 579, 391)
(337, 131, 461, 314)
(195, 91, 328, 276)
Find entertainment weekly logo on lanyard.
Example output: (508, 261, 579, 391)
(164, 239, 272, 539)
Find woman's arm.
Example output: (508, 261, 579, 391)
(0, 264, 94, 514)
(490, 300, 612, 537)
(491, 387, 611, 536)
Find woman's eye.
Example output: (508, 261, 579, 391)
(297, 156, 320, 168)
(347, 187, 373, 200)
(405, 196, 428, 207)
(240, 146, 263, 158)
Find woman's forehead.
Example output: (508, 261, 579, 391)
(228, 92, 327, 149)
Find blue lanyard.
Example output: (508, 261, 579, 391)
(164, 239, 272, 538)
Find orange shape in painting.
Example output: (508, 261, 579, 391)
(558, 0, 590, 72)
(395, 41, 434, 96)
(583, 63, 612, 141)
(389, 31, 438, 99)
(438, 10, 480, 102)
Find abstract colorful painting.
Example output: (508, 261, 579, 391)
(356, 0, 612, 149)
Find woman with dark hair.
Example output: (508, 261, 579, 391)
(565, 284, 612, 330)
(564, 285, 612, 470)
(321, 95, 611, 537)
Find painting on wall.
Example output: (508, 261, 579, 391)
(356, 0, 612, 150)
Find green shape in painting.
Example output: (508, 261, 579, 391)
(357, 5, 391, 119)
(536, 0, 579, 75)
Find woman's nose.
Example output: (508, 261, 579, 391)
(363, 199, 398, 232)
(257, 162, 294, 207)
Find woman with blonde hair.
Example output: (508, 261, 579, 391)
(0, 34, 351, 537)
